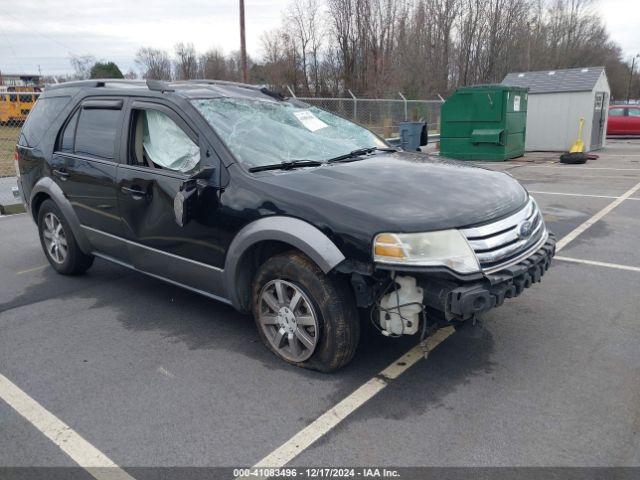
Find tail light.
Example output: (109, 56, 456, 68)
(14, 146, 20, 177)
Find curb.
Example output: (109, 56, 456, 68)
(0, 178, 25, 216)
(0, 202, 26, 216)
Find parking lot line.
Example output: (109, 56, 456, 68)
(529, 191, 640, 201)
(0, 373, 136, 480)
(247, 327, 454, 477)
(591, 153, 640, 157)
(556, 180, 640, 252)
(518, 174, 640, 181)
(15, 264, 49, 275)
(556, 256, 640, 273)
(520, 165, 640, 172)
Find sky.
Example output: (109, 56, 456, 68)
(0, 0, 639, 77)
(0, 0, 284, 76)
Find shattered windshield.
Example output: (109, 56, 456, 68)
(191, 97, 386, 169)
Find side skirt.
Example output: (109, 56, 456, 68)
(92, 251, 233, 306)
(81, 225, 232, 306)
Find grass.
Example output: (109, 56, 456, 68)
(0, 126, 20, 177)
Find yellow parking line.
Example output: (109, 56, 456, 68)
(15, 264, 48, 275)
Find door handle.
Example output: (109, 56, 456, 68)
(121, 185, 147, 200)
(53, 168, 69, 181)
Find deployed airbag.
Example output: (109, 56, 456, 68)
(143, 110, 200, 172)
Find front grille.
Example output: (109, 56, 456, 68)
(461, 198, 547, 274)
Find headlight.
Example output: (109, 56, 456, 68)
(373, 230, 480, 274)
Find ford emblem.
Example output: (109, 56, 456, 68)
(517, 220, 533, 239)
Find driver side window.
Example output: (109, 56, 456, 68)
(130, 108, 200, 173)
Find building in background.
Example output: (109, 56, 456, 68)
(502, 67, 610, 152)
(0, 73, 41, 87)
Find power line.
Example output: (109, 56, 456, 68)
(0, 11, 81, 58)
(0, 23, 26, 72)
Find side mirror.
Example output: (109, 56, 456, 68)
(173, 166, 216, 227)
(190, 166, 216, 180)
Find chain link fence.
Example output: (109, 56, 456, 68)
(296, 97, 443, 138)
(611, 99, 639, 105)
(1, 91, 41, 177)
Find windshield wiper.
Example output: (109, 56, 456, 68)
(248, 159, 323, 173)
(327, 147, 397, 164)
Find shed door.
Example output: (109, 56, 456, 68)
(591, 92, 607, 150)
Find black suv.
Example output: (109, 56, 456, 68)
(16, 79, 555, 372)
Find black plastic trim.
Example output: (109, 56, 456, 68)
(419, 234, 556, 320)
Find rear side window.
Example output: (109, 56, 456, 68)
(59, 110, 79, 153)
(609, 108, 624, 117)
(20, 96, 71, 147)
(74, 108, 121, 159)
(628, 109, 640, 117)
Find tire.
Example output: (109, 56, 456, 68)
(252, 251, 360, 372)
(37, 199, 94, 275)
(560, 152, 588, 164)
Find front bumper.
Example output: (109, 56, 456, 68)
(419, 234, 556, 321)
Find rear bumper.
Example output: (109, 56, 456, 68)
(419, 234, 556, 321)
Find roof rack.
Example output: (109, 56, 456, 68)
(146, 79, 174, 93)
(171, 79, 264, 91)
(170, 79, 286, 100)
(43, 78, 286, 99)
(46, 80, 104, 90)
(46, 79, 147, 90)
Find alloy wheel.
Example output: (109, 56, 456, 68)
(258, 279, 319, 362)
(42, 212, 68, 264)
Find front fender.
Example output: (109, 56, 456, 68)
(223, 216, 346, 310)
(30, 177, 92, 254)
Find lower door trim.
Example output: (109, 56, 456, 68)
(82, 226, 230, 304)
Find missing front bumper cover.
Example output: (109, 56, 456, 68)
(423, 234, 556, 321)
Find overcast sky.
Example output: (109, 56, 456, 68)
(0, 0, 638, 77)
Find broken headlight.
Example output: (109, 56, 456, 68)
(373, 230, 480, 274)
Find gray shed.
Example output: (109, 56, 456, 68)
(502, 66, 610, 151)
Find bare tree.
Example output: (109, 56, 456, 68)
(69, 55, 95, 80)
(174, 42, 199, 80)
(124, 68, 139, 80)
(285, 0, 325, 94)
(121, 0, 632, 100)
(199, 48, 231, 80)
(135, 47, 172, 80)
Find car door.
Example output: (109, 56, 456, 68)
(607, 107, 625, 135)
(116, 100, 227, 300)
(51, 97, 128, 260)
(627, 108, 640, 135)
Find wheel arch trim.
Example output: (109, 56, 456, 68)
(223, 216, 346, 310)
(29, 177, 92, 254)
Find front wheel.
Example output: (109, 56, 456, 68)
(252, 251, 360, 372)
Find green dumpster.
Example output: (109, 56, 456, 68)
(440, 85, 527, 161)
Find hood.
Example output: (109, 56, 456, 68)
(256, 152, 528, 232)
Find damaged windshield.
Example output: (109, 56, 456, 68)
(191, 97, 386, 169)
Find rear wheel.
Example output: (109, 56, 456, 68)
(37, 199, 94, 275)
(252, 251, 360, 372)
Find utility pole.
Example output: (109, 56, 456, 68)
(627, 54, 639, 104)
(239, 0, 248, 83)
